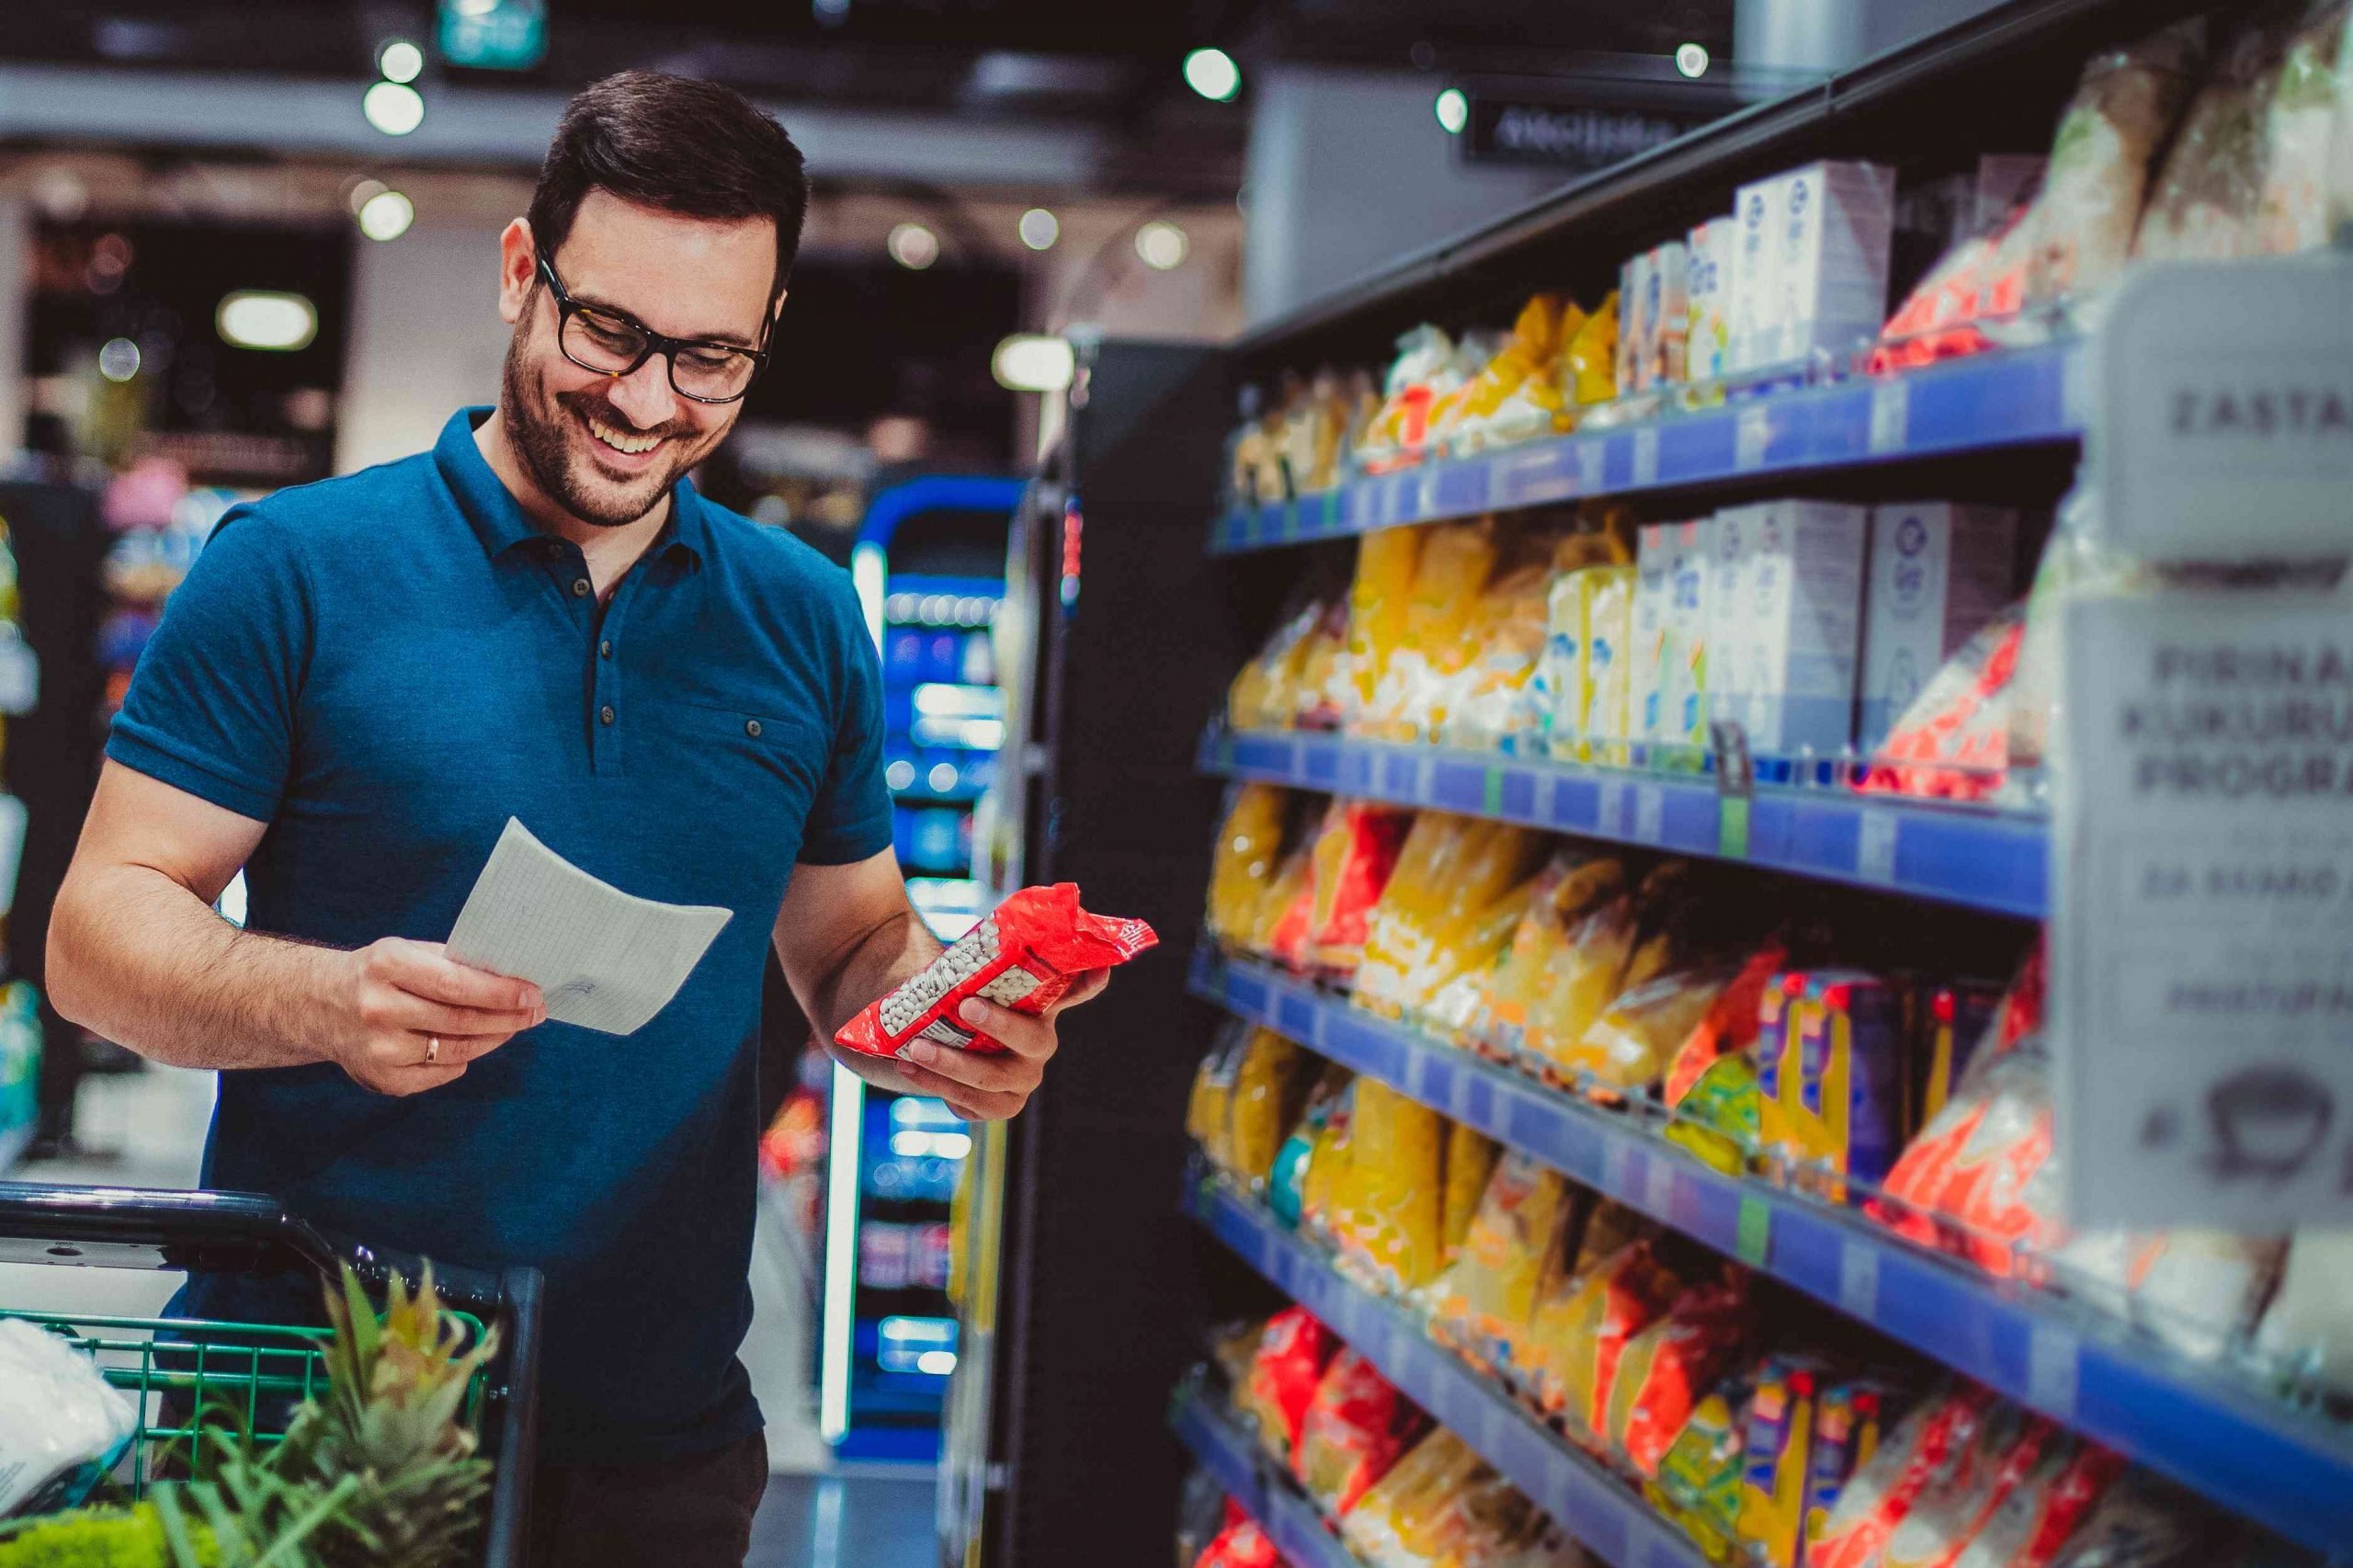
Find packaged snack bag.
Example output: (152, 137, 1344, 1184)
(1229, 1027, 1308, 1184)
(1191, 1514, 1282, 1568)
(1665, 941, 1789, 1108)
(1444, 294, 1570, 452)
(2256, 0, 2353, 253)
(1872, 1038, 2063, 1278)
(1564, 291, 1620, 407)
(2041, 1468, 2218, 1568)
(1919, 983, 2003, 1128)
(2026, 23, 2204, 305)
(1304, 800, 1413, 975)
(1236, 1304, 1337, 1460)
(1857, 609, 2026, 802)
(1206, 784, 1290, 946)
(1375, 519, 1502, 738)
(1442, 1122, 1503, 1266)
(835, 889, 1157, 1059)
(1258, 846, 1318, 971)
(1519, 895, 1640, 1081)
(1292, 1347, 1426, 1515)
(1648, 1365, 1757, 1564)
(1810, 1387, 1995, 1568)
(1271, 1062, 1354, 1230)
(1188, 1023, 1246, 1170)
(1881, 1403, 2054, 1568)
(1342, 1429, 1488, 1562)
(1430, 1153, 1573, 1365)
(1949, 1436, 2126, 1568)
(1356, 814, 1549, 1032)
(1606, 1280, 1755, 1478)
(1473, 851, 1626, 1060)
(1338, 527, 1428, 731)
(2133, 17, 2292, 263)
(1737, 1356, 1827, 1568)
(1756, 971, 1911, 1199)
(1663, 1055, 1762, 1176)
(1529, 1240, 1688, 1439)
(1300, 1078, 1357, 1244)
(1358, 324, 1461, 472)
(1571, 966, 1738, 1094)
(1343, 1079, 1448, 1291)
(1803, 1381, 1898, 1555)
(1441, 556, 1558, 749)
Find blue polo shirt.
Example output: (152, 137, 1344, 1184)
(108, 408, 892, 1464)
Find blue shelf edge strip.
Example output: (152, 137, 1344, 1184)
(1200, 728, 2047, 920)
(1168, 1385, 1363, 1568)
(1208, 341, 2082, 554)
(1188, 948, 2353, 1558)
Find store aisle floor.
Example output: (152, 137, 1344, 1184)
(747, 1473, 936, 1568)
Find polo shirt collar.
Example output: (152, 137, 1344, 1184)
(434, 406, 706, 569)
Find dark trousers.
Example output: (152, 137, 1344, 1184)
(528, 1432, 767, 1568)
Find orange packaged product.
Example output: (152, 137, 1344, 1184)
(1292, 1347, 1427, 1515)
(1237, 1304, 1337, 1459)
(1604, 1278, 1755, 1478)
(1304, 800, 1413, 974)
(1528, 1239, 1688, 1439)
(1664, 940, 1789, 1108)
(835, 883, 1154, 1059)
(1809, 1387, 1996, 1568)
(1949, 1435, 2126, 1568)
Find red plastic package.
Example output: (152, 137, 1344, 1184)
(1810, 1387, 1995, 1568)
(834, 883, 1155, 1058)
(1305, 800, 1412, 974)
(1292, 1348, 1427, 1515)
(1240, 1306, 1336, 1457)
(1194, 1515, 1284, 1568)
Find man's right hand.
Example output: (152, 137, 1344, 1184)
(325, 938, 545, 1096)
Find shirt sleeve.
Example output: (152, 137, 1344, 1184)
(797, 582, 895, 866)
(106, 506, 313, 823)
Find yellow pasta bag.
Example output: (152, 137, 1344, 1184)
(1245, 842, 1316, 967)
(1441, 1122, 1502, 1264)
(1438, 555, 1556, 749)
(1522, 894, 1640, 1077)
(1358, 816, 1551, 1030)
(1339, 526, 1427, 730)
(1526, 1240, 1688, 1438)
(1474, 851, 1627, 1057)
(1188, 1024, 1247, 1171)
(1342, 1430, 1489, 1562)
(1345, 1079, 1446, 1291)
(1205, 784, 1290, 945)
(1227, 602, 1318, 732)
(1230, 1027, 1306, 1182)
(1374, 518, 1502, 738)
(1565, 966, 1736, 1093)
(1565, 290, 1620, 406)
(1430, 1152, 1571, 1359)
(1299, 1078, 1356, 1244)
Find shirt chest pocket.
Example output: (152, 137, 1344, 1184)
(643, 700, 830, 822)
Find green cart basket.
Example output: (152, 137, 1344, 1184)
(0, 1180, 543, 1568)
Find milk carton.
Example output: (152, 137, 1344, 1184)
(1686, 217, 1737, 384)
(1859, 504, 2018, 752)
(1729, 176, 1785, 371)
(1619, 249, 1655, 394)
(1775, 161, 1896, 367)
(1659, 517, 1719, 758)
(1646, 242, 1691, 388)
(1742, 501, 1868, 756)
(1579, 566, 1636, 766)
(1706, 506, 1761, 736)
(1630, 524, 1675, 756)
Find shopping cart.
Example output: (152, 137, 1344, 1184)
(0, 1179, 542, 1568)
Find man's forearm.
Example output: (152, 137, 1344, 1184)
(49, 862, 342, 1071)
(801, 905, 945, 1096)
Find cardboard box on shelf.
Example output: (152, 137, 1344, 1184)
(1729, 176, 1785, 371)
(1687, 216, 1737, 385)
(1741, 500, 1869, 757)
(1659, 517, 1720, 756)
(1859, 503, 2019, 753)
(1647, 241, 1691, 389)
(1775, 161, 1897, 368)
(1630, 523, 1675, 755)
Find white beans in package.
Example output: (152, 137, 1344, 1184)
(0, 1318, 139, 1517)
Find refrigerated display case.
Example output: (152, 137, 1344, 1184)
(942, 0, 2353, 1563)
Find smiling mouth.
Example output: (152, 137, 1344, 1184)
(582, 410, 665, 458)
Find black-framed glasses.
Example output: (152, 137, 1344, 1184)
(537, 254, 770, 404)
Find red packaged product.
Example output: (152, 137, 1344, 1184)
(1242, 1306, 1337, 1456)
(1194, 1516, 1284, 1568)
(1810, 1387, 1995, 1568)
(1306, 801, 1412, 973)
(1292, 1348, 1427, 1515)
(1952, 1437, 2126, 1568)
(834, 883, 1155, 1058)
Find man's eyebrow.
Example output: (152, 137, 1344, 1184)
(570, 288, 762, 348)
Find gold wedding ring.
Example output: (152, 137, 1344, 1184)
(426, 1036, 441, 1064)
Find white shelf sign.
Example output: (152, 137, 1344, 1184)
(2093, 257, 2353, 561)
(2055, 591, 2353, 1227)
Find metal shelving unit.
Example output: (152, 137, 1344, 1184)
(1201, 728, 2047, 919)
(1189, 949, 2353, 1556)
(1211, 341, 2080, 555)
(1186, 1176, 1714, 1568)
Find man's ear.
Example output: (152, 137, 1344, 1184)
(771, 288, 789, 324)
(495, 218, 536, 326)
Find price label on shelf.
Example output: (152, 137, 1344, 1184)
(1856, 809, 1900, 885)
(2055, 591, 2353, 1227)
(1575, 439, 1606, 494)
(1631, 426, 1660, 486)
(1633, 782, 1665, 844)
(1735, 403, 1771, 470)
(2028, 1322, 2080, 1419)
(1868, 377, 1909, 455)
(1735, 1194, 1772, 1267)
(1836, 1237, 1880, 1319)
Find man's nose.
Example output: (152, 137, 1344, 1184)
(606, 353, 679, 430)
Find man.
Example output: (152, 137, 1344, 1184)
(46, 71, 1092, 1566)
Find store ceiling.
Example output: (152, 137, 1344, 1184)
(2, 1, 1734, 195)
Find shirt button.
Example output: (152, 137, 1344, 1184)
(599, 640, 612, 659)
(599, 705, 616, 725)
(573, 578, 591, 598)
(745, 719, 762, 738)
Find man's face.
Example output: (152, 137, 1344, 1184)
(497, 190, 777, 528)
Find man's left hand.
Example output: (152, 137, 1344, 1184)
(888, 969, 1110, 1121)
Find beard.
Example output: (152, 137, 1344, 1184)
(498, 326, 728, 529)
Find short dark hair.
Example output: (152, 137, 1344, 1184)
(527, 71, 810, 303)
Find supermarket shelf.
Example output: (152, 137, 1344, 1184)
(1199, 728, 2046, 920)
(1168, 1383, 1362, 1568)
(1184, 1176, 1711, 1568)
(1208, 342, 2079, 555)
(1189, 948, 2353, 1557)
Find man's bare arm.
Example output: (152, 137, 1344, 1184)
(48, 761, 543, 1096)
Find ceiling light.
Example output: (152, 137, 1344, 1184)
(992, 334, 1074, 392)
(357, 188, 415, 241)
(97, 338, 141, 383)
(1017, 208, 1060, 251)
(217, 290, 319, 352)
(1676, 42, 1711, 78)
(379, 39, 425, 84)
(1435, 87, 1469, 134)
(888, 222, 939, 270)
(346, 176, 389, 216)
(1134, 221, 1188, 271)
(362, 80, 425, 136)
(1183, 48, 1240, 103)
